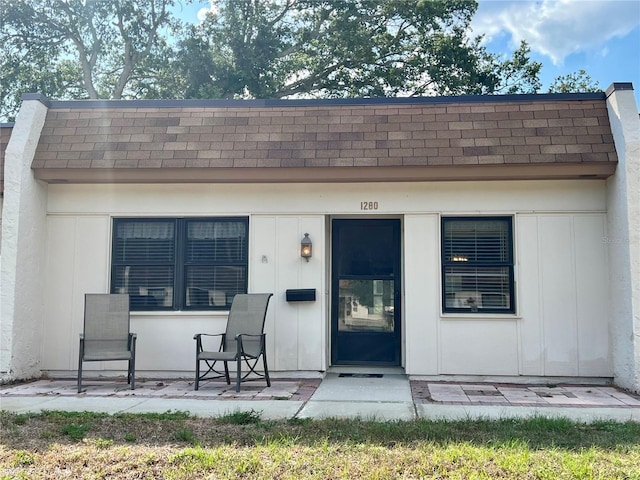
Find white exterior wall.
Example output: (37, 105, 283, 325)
(606, 85, 640, 393)
(0, 99, 48, 381)
(41, 180, 612, 379)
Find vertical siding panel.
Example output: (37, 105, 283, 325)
(43, 215, 110, 371)
(404, 214, 439, 375)
(516, 215, 544, 375)
(297, 216, 326, 371)
(574, 214, 611, 376)
(73, 216, 111, 371)
(250, 216, 278, 370)
(43, 217, 77, 370)
(540, 216, 578, 375)
(274, 217, 301, 370)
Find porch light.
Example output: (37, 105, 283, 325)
(301, 233, 312, 261)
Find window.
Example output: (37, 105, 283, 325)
(441, 217, 515, 314)
(111, 217, 248, 311)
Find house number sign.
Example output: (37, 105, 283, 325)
(360, 201, 379, 211)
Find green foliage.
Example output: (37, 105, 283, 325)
(41, 410, 109, 421)
(172, 427, 198, 445)
(13, 450, 35, 466)
(113, 410, 192, 421)
(11, 414, 32, 426)
(0, 0, 181, 120)
(549, 69, 602, 93)
(217, 409, 263, 425)
(0, 0, 599, 123)
(60, 422, 90, 440)
(177, 0, 542, 100)
(92, 438, 115, 449)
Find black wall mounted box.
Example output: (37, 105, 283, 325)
(286, 289, 316, 302)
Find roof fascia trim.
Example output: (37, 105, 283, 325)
(44, 92, 607, 111)
(33, 162, 616, 184)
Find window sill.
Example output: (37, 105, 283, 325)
(440, 313, 521, 320)
(131, 310, 230, 317)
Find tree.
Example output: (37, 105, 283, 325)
(3, 0, 597, 123)
(175, 0, 542, 99)
(0, 0, 181, 120)
(548, 69, 601, 93)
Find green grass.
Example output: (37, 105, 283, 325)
(1, 410, 639, 479)
(217, 409, 263, 425)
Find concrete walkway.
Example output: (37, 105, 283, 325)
(1, 374, 639, 423)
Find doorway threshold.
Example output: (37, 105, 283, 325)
(327, 366, 405, 376)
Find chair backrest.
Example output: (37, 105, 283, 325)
(224, 293, 273, 356)
(83, 294, 131, 354)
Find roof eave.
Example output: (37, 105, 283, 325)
(33, 162, 617, 184)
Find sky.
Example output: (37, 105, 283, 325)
(177, 0, 640, 105)
(472, 0, 640, 103)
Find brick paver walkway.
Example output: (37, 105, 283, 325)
(2, 378, 639, 409)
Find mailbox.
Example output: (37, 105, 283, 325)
(286, 288, 316, 302)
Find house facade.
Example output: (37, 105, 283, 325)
(1, 84, 638, 392)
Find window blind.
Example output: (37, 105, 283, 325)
(111, 217, 248, 311)
(442, 217, 514, 314)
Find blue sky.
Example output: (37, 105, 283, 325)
(472, 0, 640, 103)
(178, 0, 640, 105)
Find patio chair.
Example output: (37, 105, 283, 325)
(78, 294, 137, 393)
(194, 293, 273, 392)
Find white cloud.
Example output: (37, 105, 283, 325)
(197, 0, 219, 22)
(472, 0, 640, 65)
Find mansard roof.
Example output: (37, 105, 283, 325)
(25, 93, 619, 184)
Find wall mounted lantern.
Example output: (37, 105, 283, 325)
(301, 233, 312, 262)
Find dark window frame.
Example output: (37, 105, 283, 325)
(441, 216, 515, 314)
(111, 217, 249, 311)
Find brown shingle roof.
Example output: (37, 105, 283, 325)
(30, 95, 617, 183)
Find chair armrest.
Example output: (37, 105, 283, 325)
(193, 333, 224, 340)
(234, 333, 264, 340)
(194, 333, 226, 353)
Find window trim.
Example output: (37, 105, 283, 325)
(441, 216, 515, 315)
(111, 216, 249, 311)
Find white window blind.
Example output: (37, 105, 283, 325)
(111, 218, 248, 311)
(442, 217, 514, 313)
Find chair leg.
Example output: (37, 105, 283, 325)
(130, 337, 136, 390)
(236, 356, 242, 392)
(129, 358, 135, 390)
(195, 359, 200, 391)
(77, 361, 83, 393)
(78, 339, 83, 394)
(224, 361, 230, 385)
(262, 352, 271, 388)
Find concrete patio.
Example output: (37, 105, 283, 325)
(1, 374, 639, 423)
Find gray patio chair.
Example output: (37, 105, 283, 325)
(78, 294, 137, 393)
(194, 293, 273, 392)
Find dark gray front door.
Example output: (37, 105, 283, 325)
(331, 219, 401, 365)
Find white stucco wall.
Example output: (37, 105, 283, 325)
(606, 85, 640, 393)
(40, 180, 612, 380)
(0, 98, 48, 381)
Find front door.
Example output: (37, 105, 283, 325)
(331, 219, 401, 365)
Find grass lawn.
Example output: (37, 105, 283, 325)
(1, 409, 639, 479)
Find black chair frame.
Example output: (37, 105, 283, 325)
(194, 332, 270, 392)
